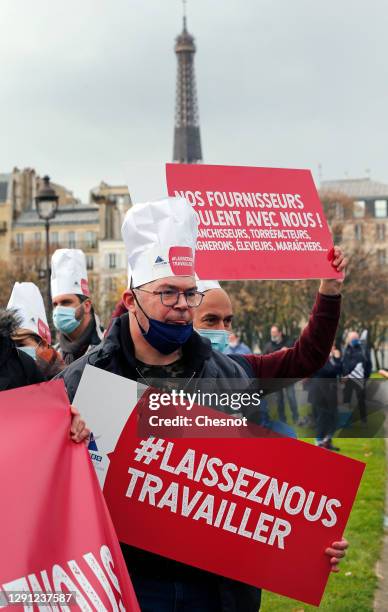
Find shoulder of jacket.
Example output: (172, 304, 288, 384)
(60, 352, 92, 380)
(208, 350, 252, 378)
(228, 354, 255, 376)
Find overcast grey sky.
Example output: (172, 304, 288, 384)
(1, 0, 387, 202)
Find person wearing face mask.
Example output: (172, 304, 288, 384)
(7, 282, 64, 379)
(57, 197, 350, 612)
(342, 331, 372, 424)
(193, 279, 284, 431)
(0, 309, 45, 391)
(192, 279, 232, 352)
(56, 198, 262, 611)
(50, 249, 104, 365)
(105, 279, 233, 354)
(224, 332, 252, 355)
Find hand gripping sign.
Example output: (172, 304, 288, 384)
(166, 163, 342, 280)
(0, 380, 139, 611)
(74, 366, 365, 607)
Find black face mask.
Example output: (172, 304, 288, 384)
(132, 293, 193, 355)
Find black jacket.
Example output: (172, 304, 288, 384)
(0, 310, 45, 392)
(342, 343, 372, 379)
(314, 356, 343, 380)
(57, 314, 261, 611)
(307, 355, 343, 405)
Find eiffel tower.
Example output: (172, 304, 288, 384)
(173, 1, 203, 163)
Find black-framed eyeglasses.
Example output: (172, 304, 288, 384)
(135, 288, 205, 308)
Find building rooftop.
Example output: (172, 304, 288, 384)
(13, 204, 99, 227)
(320, 178, 388, 199)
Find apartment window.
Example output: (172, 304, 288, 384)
(85, 231, 97, 248)
(50, 231, 59, 245)
(86, 255, 94, 270)
(375, 200, 388, 218)
(354, 224, 363, 241)
(108, 253, 117, 269)
(377, 249, 386, 266)
(376, 224, 386, 241)
(15, 233, 24, 249)
(334, 202, 344, 220)
(68, 231, 76, 248)
(353, 200, 366, 218)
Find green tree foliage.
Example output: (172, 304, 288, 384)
(222, 279, 317, 349)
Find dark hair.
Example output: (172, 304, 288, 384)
(76, 294, 94, 315)
(76, 294, 89, 303)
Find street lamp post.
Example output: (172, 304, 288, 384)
(35, 176, 59, 316)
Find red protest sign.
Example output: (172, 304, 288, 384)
(166, 163, 341, 280)
(0, 381, 139, 611)
(74, 367, 364, 607)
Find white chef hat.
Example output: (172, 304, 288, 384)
(196, 278, 221, 293)
(51, 249, 90, 299)
(7, 282, 51, 344)
(121, 197, 198, 288)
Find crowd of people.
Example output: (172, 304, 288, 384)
(1, 196, 355, 611)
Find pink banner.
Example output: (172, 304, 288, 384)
(0, 380, 139, 611)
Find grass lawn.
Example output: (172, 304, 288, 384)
(260, 437, 386, 612)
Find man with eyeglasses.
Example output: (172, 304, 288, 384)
(59, 197, 348, 611)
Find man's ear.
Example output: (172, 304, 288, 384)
(83, 299, 93, 315)
(122, 290, 136, 314)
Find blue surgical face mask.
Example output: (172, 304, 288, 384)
(139, 317, 193, 355)
(19, 346, 37, 360)
(133, 293, 193, 355)
(350, 338, 360, 347)
(53, 305, 81, 334)
(196, 328, 230, 353)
